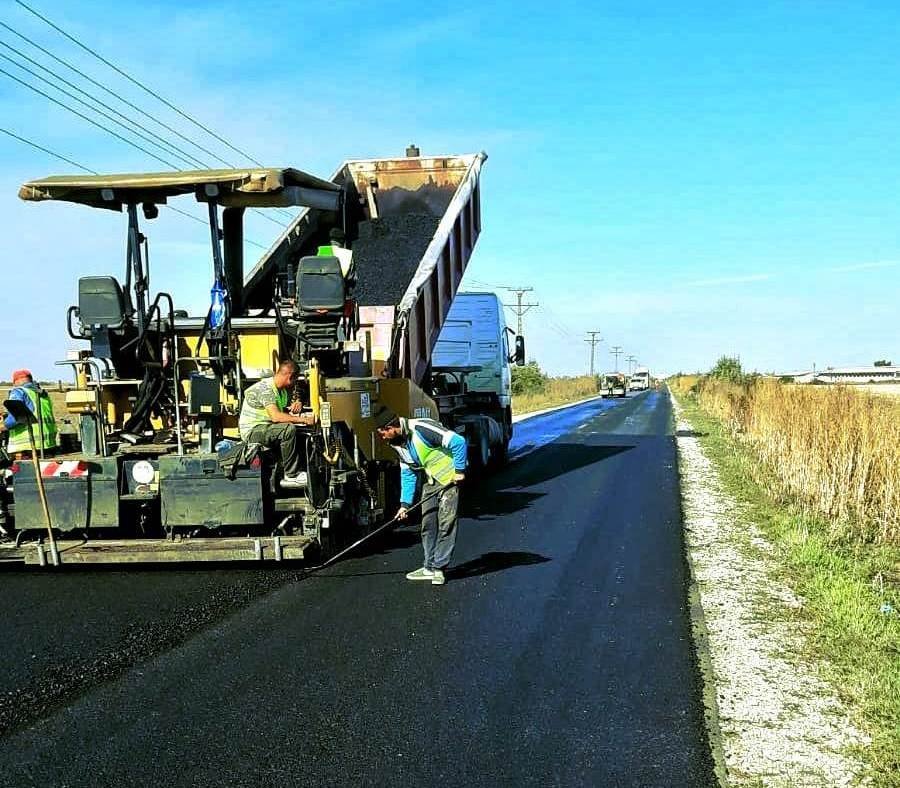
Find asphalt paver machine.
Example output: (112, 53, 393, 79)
(1, 151, 486, 565)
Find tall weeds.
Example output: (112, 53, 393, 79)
(512, 376, 600, 416)
(672, 377, 900, 544)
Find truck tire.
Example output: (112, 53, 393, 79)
(490, 438, 510, 469)
(469, 428, 490, 471)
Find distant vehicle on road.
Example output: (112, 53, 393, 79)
(630, 368, 651, 391)
(600, 373, 627, 398)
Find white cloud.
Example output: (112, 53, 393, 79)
(826, 260, 900, 273)
(686, 272, 775, 287)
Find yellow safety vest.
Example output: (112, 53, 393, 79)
(410, 430, 456, 487)
(7, 385, 58, 454)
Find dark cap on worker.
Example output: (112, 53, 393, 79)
(373, 406, 400, 430)
(329, 227, 346, 244)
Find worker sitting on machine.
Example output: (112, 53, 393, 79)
(238, 360, 314, 488)
(0, 369, 58, 458)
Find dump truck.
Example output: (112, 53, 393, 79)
(430, 292, 521, 468)
(629, 367, 650, 391)
(0, 148, 505, 566)
(600, 372, 627, 398)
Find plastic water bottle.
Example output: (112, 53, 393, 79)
(209, 281, 227, 330)
(215, 439, 236, 456)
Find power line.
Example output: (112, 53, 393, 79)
(0, 64, 289, 229)
(16, 0, 267, 167)
(0, 20, 233, 168)
(0, 64, 183, 167)
(610, 345, 623, 372)
(538, 299, 578, 338)
(0, 18, 293, 223)
(500, 286, 538, 337)
(0, 49, 201, 169)
(1, 125, 93, 172)
(535, 306, 573, 340)
(0, 126, 266, 250)
(0, 36, 207, 168)
(585, 331, 603, 376)
(536, 308, 571, 341)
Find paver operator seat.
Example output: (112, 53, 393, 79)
(293, 254, 354, 373)
(69, 275, 135, 377)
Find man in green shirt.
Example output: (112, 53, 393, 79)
(238, 360, 313, 487)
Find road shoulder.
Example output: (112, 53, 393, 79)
(673, 394, 869, 787)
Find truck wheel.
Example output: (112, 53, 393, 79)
(469, 429, 490, 470)
(490, 439, 510, 469)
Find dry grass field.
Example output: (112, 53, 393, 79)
(512, 375, 600, 415)
(670, 376, 900, 545)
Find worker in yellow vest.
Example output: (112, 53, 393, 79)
(376, 413, 466, 586)
(0, 369, 58, 457)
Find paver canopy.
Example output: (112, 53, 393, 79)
(18, 167, 341, 211)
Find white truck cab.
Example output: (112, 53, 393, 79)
(431, 292, 523, 468)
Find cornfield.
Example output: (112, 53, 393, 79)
(671, 377, 900, 545)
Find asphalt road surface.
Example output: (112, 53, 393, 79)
(0, 391, 716, 787)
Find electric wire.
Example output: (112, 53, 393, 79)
(0, 49, 203, 169)
(0, 37, 208, 168)
(0, 64, 288, 229)
(0, 126, 266, 249)
(16, 1, 267, 168)
(0, 125, 91, 172)
(0, 19, 294, 224)
(0, 64, 184, 168)
(0, 19, 234, 167)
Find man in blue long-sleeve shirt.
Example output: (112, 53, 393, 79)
(376, 414, 467, 586)
(0, 369, 57, 456)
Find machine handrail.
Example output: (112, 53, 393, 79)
(54, 358, 108, 457)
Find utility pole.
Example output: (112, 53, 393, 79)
(626, 355, 637, 375)
(585, 331, 603, 376)
(501, 286, 538, 336)
(610, 345, 623, 372)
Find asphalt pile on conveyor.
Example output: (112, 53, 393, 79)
(351, 214, 441, 306)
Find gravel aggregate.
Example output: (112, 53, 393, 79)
(351, 214, 440, 306)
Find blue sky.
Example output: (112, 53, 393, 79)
(0, 0, 898, 378)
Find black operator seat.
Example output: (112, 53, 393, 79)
(75, 275, 130, 365)
(295, 256, 346, 349)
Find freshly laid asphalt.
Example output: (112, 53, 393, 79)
(0, 391, 716, 787)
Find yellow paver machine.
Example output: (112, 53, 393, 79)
(1, 149, 487, 565)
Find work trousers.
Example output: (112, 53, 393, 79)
(246, 423, 303, 476)
(420, 481, 459, 570)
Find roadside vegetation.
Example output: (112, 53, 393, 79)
(511, 361, 601, 415)
(671, 357, 900, 786)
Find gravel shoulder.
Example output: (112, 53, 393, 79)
(673, 395, 869, 787)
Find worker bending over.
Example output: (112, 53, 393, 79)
(376, 413, 466, 586)
(238, 360, 313, 487)
(0, 369, 57, 457)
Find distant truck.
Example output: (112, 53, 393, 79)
(629, 368, 651, 391)
(600, 372, 627, 398)
(431, 292, 524, 468)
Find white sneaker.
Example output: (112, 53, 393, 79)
(281, 471, 308, 488)
(431, 569, 446, 586)
(406, 567, 436, 581)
